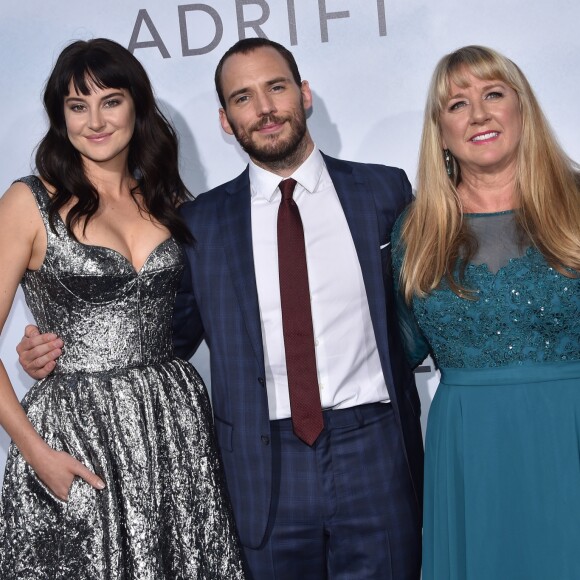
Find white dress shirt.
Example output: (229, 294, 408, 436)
(250, 147, 390, 420)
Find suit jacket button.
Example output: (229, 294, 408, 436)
(258, 377, 265, 387)
(261, 435, 270, 445)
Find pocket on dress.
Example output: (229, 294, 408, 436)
(25, 462, 69, 507)
(66, 475, 80, 503)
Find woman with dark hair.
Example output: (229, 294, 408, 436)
(393, 45, 580, 578)
(0, 38, 244, 578)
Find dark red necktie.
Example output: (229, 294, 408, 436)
(277, 178, 324, 446)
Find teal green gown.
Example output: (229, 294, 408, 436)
(392, 210, 580, 579)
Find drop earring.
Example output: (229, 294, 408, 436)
(444, 149, 453, 177)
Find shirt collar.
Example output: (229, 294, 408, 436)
(249, 146, 325, 202)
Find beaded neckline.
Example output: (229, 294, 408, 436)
(464, 209, 516, 218)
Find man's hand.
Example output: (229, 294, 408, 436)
(16, 325, 63, 380)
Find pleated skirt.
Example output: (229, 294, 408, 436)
(0, 359, 245, 579)
(423, 360, 580, 580)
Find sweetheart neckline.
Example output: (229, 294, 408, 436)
(43, 177, 175, 274)
(71, 236, 174, 275)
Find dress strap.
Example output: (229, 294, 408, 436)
(16, 175, 72, 241)
(17, 176, 49, 223)
(15, 175, 72, 264)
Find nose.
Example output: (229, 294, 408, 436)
(88, 107, 106, 131)
(255, 91, 276, 116)
(469, 99, 491, 124)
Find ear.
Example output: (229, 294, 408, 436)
(219, 108, 234, 136)
(300, 80, 313, 110)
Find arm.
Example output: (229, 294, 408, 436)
(0, 182, 104, 499)
(394, 288, 431, 369)
(172, 252, 205, 360)
(390, 209, 432, 369)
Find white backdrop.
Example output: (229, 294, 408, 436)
(1, 0, 580, 474)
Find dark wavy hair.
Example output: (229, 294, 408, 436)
(214, 37, 302, 108)
(36, 38, 193, 243)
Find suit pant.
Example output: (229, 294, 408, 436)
(242, 403, 421, 580)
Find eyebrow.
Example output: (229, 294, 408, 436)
(448, 82, 506, 100)
(64, 90, 126, 103)
(227, 76, 290, 103)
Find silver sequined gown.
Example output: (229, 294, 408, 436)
(0, 176, 245, 579)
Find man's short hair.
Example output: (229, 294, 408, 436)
(215, 38, 302, 108)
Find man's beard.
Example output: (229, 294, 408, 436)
(228, 105, 309, 171)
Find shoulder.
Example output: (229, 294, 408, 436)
(4, 175, 54, 205)
(0, 177, 45, 245)
(322, 153, 412, 201)
(179, 167, 250, 221)
(0, 177, 41, 213)
(323, 153, 408, 179)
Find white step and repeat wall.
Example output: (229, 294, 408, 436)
(1, 0, 580, 473)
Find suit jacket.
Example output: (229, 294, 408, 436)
(173, 153, 424, 548)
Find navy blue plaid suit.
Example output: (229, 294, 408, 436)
(173, 153, 424, 577)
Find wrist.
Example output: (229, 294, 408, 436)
(19, 435, 51, 465)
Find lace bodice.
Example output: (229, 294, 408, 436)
(392, 210, 580, 369)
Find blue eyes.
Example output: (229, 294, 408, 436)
(448, 91, 504, 111)
(449, 101, 465, 111)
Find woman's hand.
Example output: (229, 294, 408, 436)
(28, 446, 106, 501)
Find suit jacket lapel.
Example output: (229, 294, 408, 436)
(216, 156, 392, 384)
(219, 168, 265, 368)
(322, 154, 391, 380)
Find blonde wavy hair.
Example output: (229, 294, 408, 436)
(399, 45, 580, 302)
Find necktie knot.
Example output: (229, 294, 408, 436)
(279, 178, 297, 201)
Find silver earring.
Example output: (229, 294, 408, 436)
(444, 149, 453, 177)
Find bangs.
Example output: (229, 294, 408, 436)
(43, 38, 148, 132)
(433, 46, 520, 115)
(65, 58, 130, 96)
(447, 61, 503, 89)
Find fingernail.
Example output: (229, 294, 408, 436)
(96, 479, 106, 490)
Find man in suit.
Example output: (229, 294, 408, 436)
(18, 38, 423, 579)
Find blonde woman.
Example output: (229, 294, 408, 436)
(393, 45, 580, 579)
